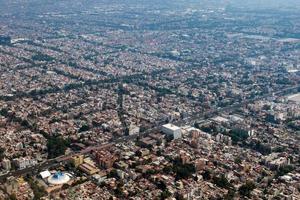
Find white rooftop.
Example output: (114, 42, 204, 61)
(287, 93, 300, 103)
(162, 123, 181, 131)
(40, 170, 51, 179)
(212, 116, 229, 123)
(48, 171, 70, 185)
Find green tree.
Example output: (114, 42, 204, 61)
(160, 189, 171, 200)
(8, 193, 17, 200)
(234, 156, 242, 164)
(202, 170, 211, 181)
(163, 165, 173, 174)
(26, 178, 47, 200)
(228, 128, 249, 144)
(78, 124, 90, 132)
(223, 189, 235, 200)
(239, 181, 256, 197)
(276, 165, 294, 177)
(47, 136, 68, 158)
(0, 147, 5, 161)
(31, 53, 54, 62)
(114, 182, 124, 197)
(213, 174, 232, 189)
(172, 163, 195, 180)
(108, 169, 118, 179)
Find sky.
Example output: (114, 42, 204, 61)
(229, 0, 300, 9)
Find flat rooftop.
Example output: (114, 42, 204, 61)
(287, 93, 300, 103)
(162, 123, 181, 131)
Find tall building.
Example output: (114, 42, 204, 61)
(161, 123, 182, 139)
(95, 150, 117, 169)
(72, 155, 84, 168)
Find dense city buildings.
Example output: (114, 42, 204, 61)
(0, 0, 299, 199)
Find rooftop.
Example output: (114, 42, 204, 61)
(287, 93, 300, 103)
(162, 123, 181, 131)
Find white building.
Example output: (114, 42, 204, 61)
(48, 171, 71, 185)
(1, 159, 11, 170)
(161, 123, 182, 139)
(216, 133, 232, 146)
(40, 170, 51, 179)
(13, 157, 37, 169)
(128, 124, 140, 135)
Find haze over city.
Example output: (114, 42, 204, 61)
(0, 0, 299, 199)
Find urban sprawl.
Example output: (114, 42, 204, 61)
(0, 0, 299, 199)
